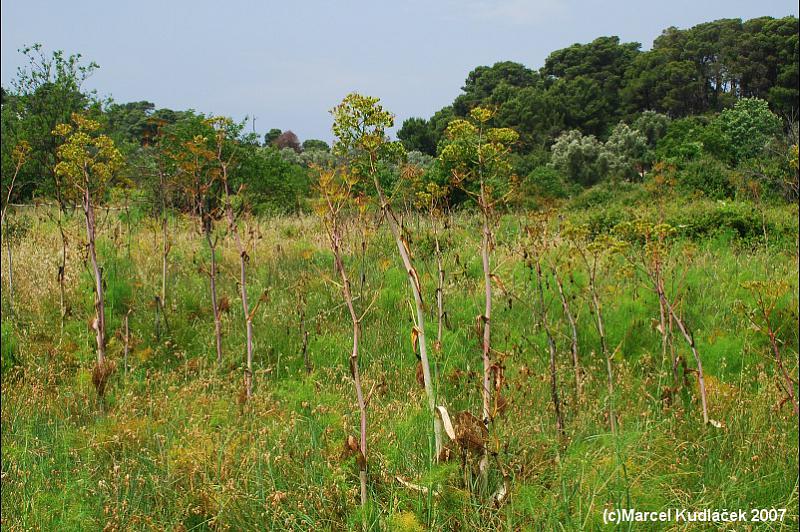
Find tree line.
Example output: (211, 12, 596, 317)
(2, 15, 798, 215)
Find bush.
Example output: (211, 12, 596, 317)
(603, 122, 649, 181)
(549, 130, 609, 186)
(716, 98, 782, 164)
(524, 166, 571, 200)
(240, 148, 310, 215)
(654, 116, 706, 162)
(677, 156, 735, 199)
(669, 201, 765, 240)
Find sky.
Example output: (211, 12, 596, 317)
(2, 1, 798, 142)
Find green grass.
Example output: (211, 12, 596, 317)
(1, 193, 798, 530)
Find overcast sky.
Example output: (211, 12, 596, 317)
(2, 1, 797, 142)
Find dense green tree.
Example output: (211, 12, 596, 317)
(648, 16, 799, 116)
(496, 86, 563, 151)
(453, 61, 538, 115)
(301, 138, 329, 152)
(264, 128, 282, 145)
(622, 52, 702, 116)
(414, 15, 797, 169)
(549, 130, 609, 186)
(1, 44, 98, 200)
(543, 36, 640, 129)
(653, 116, 708, 162)
(397, 117, 437, 155)
(548, 76, 612, 136)
(104, 101, 156, 145)
(603, 122, 649, 180)
(631, 110, 671, 147)
(715, 98, 782, 163)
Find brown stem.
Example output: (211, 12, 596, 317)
(329, 214, 368, 508)
(536, 261, 564, 435)
(123, 310, 131, 374)
(0, 155, 25, 229)
(435, 225, 445, 351)
(480, 201, 492, 430)
(370, 158, 442, 459)
(205, 228, 223, 364)
(4, 218, 13, 320)
(222, 172, 255, 398)
(659, 290, 709, 424)
(161, 209, 169, 307)
(301, 304, 310, 374)
(83, 187, 106, 365)
(58, 211, 67, 336)
(588, 271, 615, 434)
(768, 328, 799, 416)
(554, 270, 580, 401)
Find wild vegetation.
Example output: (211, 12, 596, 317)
(1, 14, 799, 531)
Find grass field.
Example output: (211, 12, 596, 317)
(1, 187, 798, 530)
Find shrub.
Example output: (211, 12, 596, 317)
(631, 110, 670, 148)
(668, 201, 764, 240)
(241, 147, 310, 214)
(603, 122, 649, 181)
(549, 129, 609, 186)
(654, 116, 706, 162)
(677, 156, 735, 199)
(524, 166, 571, 199)
(716, 98, 782, 164)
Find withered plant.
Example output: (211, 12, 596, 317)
(315, 164, 372, 508)
(331, 93, 444, 459)
(53, 113, 124, 403)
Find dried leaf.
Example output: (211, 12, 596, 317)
(492, 478, 510, 507)
(355, 450, 367, 470)
(411, 326, 421, 354)
(395, 476, 431, 495)
(490, 273, 506, 293)
(435, 405, 457, 440)
(409, 266, 422, 296)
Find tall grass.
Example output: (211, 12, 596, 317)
(1, 201, 798, 530)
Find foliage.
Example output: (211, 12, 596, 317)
(1, 44, 99, 200)
(603, 122, 649, 180)
(715, 98, 783, 164)
(549, 130, 608, 186)
(240, 147, 309, 214)
(264, 128, 282, 145)
(401, 15, 797, 181)
(522, 166, 571, 202)
(631, 110, 671, 148)
(677, 156, 735, 199)
(302, 138, 329, 152)
(52, 114, 125, 201)
(330, 93, 406, 186)
(274, 130, 301, 152)
(397, 117, 437, 155)
(438, 107, 519, 202)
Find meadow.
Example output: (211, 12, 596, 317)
(2, 185, 798, 531)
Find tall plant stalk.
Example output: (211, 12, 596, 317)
(369, 162, 443, 459)
(554, 270, 581, 401)
(214, 120, 256, 399)
(53, 115, 123, 404)
(331, 94, 442, 460)
(317, 166, 369, 508)
(533, 258, 565, 435)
